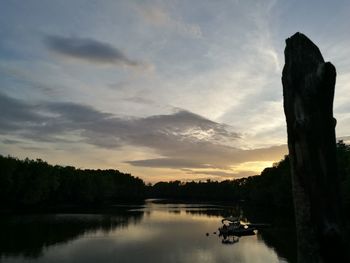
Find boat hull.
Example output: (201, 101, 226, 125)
(219, 226, 255, 236)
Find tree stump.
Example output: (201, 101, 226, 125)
(282, 32, 346, 263)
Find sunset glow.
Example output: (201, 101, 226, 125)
(1, 1, 350, 183)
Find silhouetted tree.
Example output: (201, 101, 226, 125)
(0, 156, 145, 209)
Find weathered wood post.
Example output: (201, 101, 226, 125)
(282, 32, 347, 262)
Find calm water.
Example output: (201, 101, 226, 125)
(0, 200, 296, 263)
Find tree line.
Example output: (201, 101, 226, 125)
(151, 141, 350, 215)
(149, 155, 293, 209)
(0, 141, 349, 213)
(0, 156, 145, 209)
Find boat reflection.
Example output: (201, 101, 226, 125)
(221, 235, 240, 245)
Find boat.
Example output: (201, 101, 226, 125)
(218, 218, 255, 236)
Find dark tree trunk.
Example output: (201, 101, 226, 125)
(282, 32, 347, 263)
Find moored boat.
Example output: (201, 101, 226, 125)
(219, 218, 255, 236)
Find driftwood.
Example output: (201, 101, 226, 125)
(282, 32, 347, 262)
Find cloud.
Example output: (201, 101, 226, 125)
(136, 5, 202, 38)
(0, 92, 40, 133)
(127, 158, 213, 169)
(181, 169, 257, 178)
(126, 144, 287, 170)
(44, 35, 142, 67)
(0, 93, 287, 170)
(1, 139, 20, 145)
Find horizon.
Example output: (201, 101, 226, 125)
(1, 1, 350, 184)
(0, 153, 267, 184)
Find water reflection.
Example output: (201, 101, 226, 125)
(221, 235, 240, 245)
(0, 200, 295, 263)
(0, 210, 143, 259)
(242, 205, 297, 263)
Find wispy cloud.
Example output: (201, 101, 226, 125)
(127, 158, 213, 169)
(126, 144, 286, 170)
(136, 5, 202, 38)
(181, 169, 257, 179)
(44, 35, 144, 67)
(0, 93, 286, 171)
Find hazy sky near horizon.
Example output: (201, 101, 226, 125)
(1, 0, 350, 183)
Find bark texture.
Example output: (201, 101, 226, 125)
(282, 32, 346, 263)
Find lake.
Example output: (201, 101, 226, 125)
(0, 200, 296, 263)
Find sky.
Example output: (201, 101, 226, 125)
(1, 0, 350, 183)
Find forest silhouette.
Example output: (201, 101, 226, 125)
(1, 141, 349, 217)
